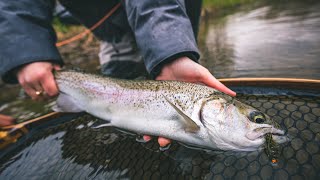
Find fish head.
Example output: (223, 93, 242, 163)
(200, 98, 286, 151)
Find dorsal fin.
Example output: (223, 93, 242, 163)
(163, 95, 200, 133)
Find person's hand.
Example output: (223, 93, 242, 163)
(0, 114, 15, 127)
(17, 62, 61, 100)
(156, 57, 236, 96)
(144, 57, 236, 147)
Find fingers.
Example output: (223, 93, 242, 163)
(155, 58, 236, 97)
(158, 137, 171, 147)
(202, 70, 237, 97)
(17, 62, 60, 100)
(143, 135, 152, 142)
(142, 135, 172, 147)
(40, 71, 59, 97)
(21, 83, 37, 100)
(33, 83, 47, 100)
(19, 77, 44, 100)
(18, 75, 44, 100)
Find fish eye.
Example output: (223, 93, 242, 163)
(249, 111, 266, 124)
(254, 115, 265, 123)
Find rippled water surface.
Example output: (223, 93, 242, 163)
(199, 0, 320, 78)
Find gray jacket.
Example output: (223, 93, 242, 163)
(0, 0, 201, 83)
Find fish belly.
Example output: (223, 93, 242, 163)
(86, 100, 210, 149)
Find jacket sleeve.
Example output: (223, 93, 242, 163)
(0, 0, 63, 83)
(124, 0, 200, 78)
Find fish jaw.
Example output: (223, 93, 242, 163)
(246, 126, 285, 140)
(248, 125, 288, 145)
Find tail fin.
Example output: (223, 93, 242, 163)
(52, 93, 83, 112)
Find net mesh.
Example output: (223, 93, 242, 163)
(0, 87, 319, 179)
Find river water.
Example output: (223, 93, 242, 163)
(198, 0, 320, 79)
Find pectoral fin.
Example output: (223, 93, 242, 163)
(163, 95, 200, 133)
(52, 93, 83, 112)
(92, 123, 113, 129)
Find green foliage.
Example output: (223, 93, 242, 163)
(203, 0, 255, 8)
(52, 17, 70, 33)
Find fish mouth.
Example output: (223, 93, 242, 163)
(246, 127, 285, 141)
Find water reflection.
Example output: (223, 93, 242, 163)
(199, 0, 320, 79)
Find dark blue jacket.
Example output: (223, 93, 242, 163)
(0, 0, 201, 83)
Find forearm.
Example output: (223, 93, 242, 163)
(124, 0, 200, 78)
(0, 0, 63, 83)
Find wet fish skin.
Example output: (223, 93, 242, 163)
(54, 70, 286, 151)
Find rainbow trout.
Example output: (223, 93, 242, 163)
(54, 70, 287, 151)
